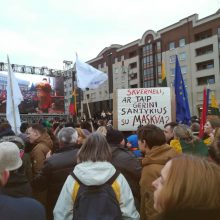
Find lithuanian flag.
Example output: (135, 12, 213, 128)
(210, 91, 219, 115)
(69, 89, 77, 116)
(161, 62, 167, 87)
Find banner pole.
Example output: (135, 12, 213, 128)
(85, 92, 94, 132)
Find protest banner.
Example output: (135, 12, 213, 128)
(117, 87, 172, 131)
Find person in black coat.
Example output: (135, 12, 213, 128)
(106, 129, 142, 210)
(0, 142, 46, 220)
(31, 127, 80, 220)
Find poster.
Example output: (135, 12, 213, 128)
(117, 88, 172, 131)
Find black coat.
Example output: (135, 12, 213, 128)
(0, 193, 46, 220)
(157, 209, 220, 220)
(1, 167, 32, 198)
(110, 144, 142, 210)
(32, 144, 79, 220)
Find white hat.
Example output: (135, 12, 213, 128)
(0, 142, 22, 172)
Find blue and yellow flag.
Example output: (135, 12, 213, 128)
(174, 55, 191, 125)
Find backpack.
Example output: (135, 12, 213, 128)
(70, 170, 122, 220)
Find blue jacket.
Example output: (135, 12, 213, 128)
(0, 193, 46, 220)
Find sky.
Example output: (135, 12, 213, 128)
(0, 0, 219, 70)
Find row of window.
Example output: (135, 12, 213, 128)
(169, 38, 186, 50)
(142, 41, 161, 53)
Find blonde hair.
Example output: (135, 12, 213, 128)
(173, 124, 197, 143)
(158, 154, 220, 212)
(96, 126, 107, 136)
(75, 128, 87, 145)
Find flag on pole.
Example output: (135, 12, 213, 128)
(76, 56, 108, 90)
(161, 62, 167, 87)
(199, 87, 207, 138)
(174, 55, 191, 125)
(69, 89, 77, 116)
(6, 56, 23, 134)
(210, 91, 219, 115)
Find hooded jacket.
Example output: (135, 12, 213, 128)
(140, 144, 178, 220)
(54, 161, 140, 220)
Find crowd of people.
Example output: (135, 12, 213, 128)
(0, 115, 220, 219)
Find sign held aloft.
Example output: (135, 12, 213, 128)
(117, 88, 172, 131)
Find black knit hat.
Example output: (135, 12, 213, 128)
(106, 129, 124, 144)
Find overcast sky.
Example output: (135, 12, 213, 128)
(0, 0, 219, 70)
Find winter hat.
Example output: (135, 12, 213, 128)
(127, 134, 138, 147)
(0, 142, 22, 172)
(106, 129, 124, 145)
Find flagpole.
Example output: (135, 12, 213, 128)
(85, 89, 94, 132)
(7, 58, 18, 134)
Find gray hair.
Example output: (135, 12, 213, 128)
(57, 127, 78, 145)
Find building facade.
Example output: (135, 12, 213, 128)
(81, 9, 220, 118)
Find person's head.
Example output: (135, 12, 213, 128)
(0, 142, 22, 187)
(208, 138, 220, 165)
(20, 122, 29, 133)
(75, 127, 87, 145)
(106, 129, 125, 146)
(96, 126, 108, 137)
(173, 124, 194, 142)
(152, 155, 220, 213)
(164, 122, 178, 143)
(190, 122, 200, 136)
(137, 124, 166, 154)
(77, 132, 112, 163)
(80, 121, 92, 133)
(57, 127, 78, 147)
(204, 118, 220, 135)
(0, 122, 13, 133)
(26, 124, 46, 144)
(97, 120, 106, 127)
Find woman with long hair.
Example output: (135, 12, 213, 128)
(152, 154, 220, 220)
(54, 132, 139, 220)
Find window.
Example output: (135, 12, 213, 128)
(195, 29, 212, 41)
(144, 67, 153, 77)
(170, 68, 175, 76)
(218, 27, 220, 35)
(157, 65, 161, 73)
(156, 41, 161, 50)
(196, 45, 213, 56)
(144, 55, 153, 65)
(179, 38, 186, 47)
(129, 62, 137, 69)
(181, 66, 187, 74)
(117, 57, 121, 62)
(196, 60, 214, 71)
(130, 73, 137, 80)
(143, 44, 152, 53)
(143, 80, 154, 88)
(197, 75, 215, 86)
(129, 51, 137, 58)
(179, 52, 186, 61)
(156, 53, 161, 62)
(169, 55, 176, 63)
(169, 42, 175, 50)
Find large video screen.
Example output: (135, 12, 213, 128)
(0, 71, 64, 114)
